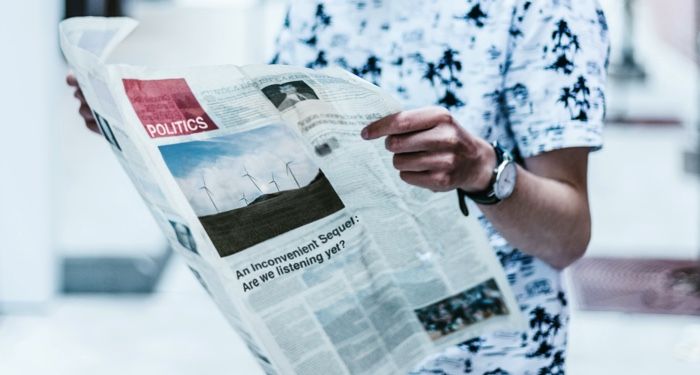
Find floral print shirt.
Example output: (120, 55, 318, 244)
(272, 0, 609, 373)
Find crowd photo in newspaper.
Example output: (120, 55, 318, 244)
(60, 17, 525, 375)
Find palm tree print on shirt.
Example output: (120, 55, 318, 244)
(483, 83, 531, 126)
(350, 55, 383, 86)
(301, 4, 333, 47)
(526, 307, 564, 359)
(483, 368, 511, 375)
(545, 19, 580, 75)
(306, 50, 329, 69)
(412, 48, 466, 109)
(538, 350, 566, 375)
(456, 1, 489, 28)
(557, 75, 591, 121)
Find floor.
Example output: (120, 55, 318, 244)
(2, 0, 700, 374)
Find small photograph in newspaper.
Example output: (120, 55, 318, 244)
(169, 220, 198, 255)
(261, 80, 321, 112)
(414, 278, 509, 343)
(159, 124, 345, 258)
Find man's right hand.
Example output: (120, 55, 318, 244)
(66, 73, 100, 134)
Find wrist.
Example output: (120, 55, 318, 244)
(460, 139, 497, 192)
(461, 141, 518, 205)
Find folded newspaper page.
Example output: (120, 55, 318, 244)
(60, 17, 524, 375)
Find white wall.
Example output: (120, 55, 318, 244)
(0, 1, 61, 308)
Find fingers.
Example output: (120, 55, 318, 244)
(364, 106, 491, 192)
(362, 106, 453, 140)
(399, 171, 456, 192)
(392, 152, 457, 172)
(384, 123, 461, 153)
(66, 73, 79, 87)
(74, 87, 85, 101)
(79, 103, 100, 134)
(66, 73, 100, 134)
(69, 79, 97, 122)
(79, 102, 94, 121)
(75, 89, 95, 122)
(85, 119, 100, 134)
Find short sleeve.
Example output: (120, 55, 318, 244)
(503, 0, 610, 158)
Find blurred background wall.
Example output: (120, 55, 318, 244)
(0, 0, 60, 309)
(0, 0, 699, 374)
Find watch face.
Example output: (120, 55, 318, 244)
(495, 162, 517, 199)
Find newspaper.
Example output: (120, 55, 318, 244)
(59, 17, 524, 375)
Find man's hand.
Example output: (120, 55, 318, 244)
(361, 106, 496, 193)
(66, 73, 100, 134)
(362, 106, 593, 270)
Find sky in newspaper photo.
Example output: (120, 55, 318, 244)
(159, 124, 346, 257)
(159, 124, 319, 217)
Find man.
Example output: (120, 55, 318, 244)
(68, 0, 609, 373)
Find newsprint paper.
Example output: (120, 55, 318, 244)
(60, 17, 525, 375)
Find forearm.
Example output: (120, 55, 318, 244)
(478, 164, 591, 270)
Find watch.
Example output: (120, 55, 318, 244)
(460, 142, 517, 207)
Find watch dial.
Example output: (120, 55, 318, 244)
(495, 163, 517, 199)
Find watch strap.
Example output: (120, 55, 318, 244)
(457, 188, 470, 216)
(463, 142, 506, 205)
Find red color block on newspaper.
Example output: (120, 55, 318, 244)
(123, 78, 219, 138)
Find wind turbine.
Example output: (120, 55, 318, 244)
(239, 192, 248, 205)
(199, 175, 219, 213)
(242, 165, 262, 192)
(269, 172, 280, 192)
(285, 161, 300, 188)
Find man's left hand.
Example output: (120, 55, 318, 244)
(361, 106, 496, 193)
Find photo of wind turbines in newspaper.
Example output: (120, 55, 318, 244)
(158, 124, 345, 257)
